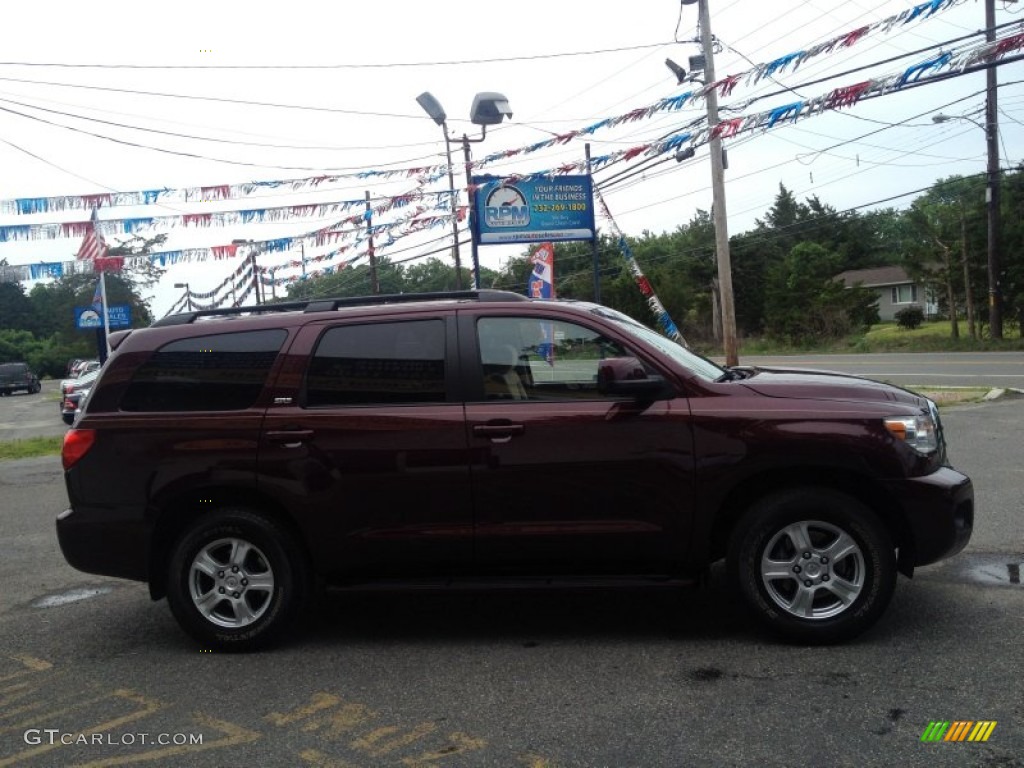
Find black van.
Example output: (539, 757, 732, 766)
(0, 362, 41, 395)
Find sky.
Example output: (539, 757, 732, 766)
(0, 0, 1022, 318)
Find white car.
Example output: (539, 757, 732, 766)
(59, 362, 101, 401)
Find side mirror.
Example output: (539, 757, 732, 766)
(597, 357, 668, 399)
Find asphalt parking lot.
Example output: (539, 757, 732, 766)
(0, 383, 1021, 767)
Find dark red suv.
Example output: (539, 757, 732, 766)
(57, 290, 973, 651)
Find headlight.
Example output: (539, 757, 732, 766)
(884, 409, 938, 455)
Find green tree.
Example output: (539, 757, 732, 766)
(903, 175, 988, 339)
(0, 281, 37, 332)
(764, 242, 878, 344)
(402, 258, 470, 293)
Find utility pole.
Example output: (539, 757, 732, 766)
(699, 0, 739, 366)
(365, 191, 380, 294)
(984, 0, 1003, 338)
(586, 142, 601, 303)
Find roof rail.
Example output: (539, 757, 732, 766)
(151, 289, 528, 327)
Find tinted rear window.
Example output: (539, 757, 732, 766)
(120, 329, 287, 412)
(305, 320, 446, 406)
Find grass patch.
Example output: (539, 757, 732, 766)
(0, 436, 63, 461)
(724, 321, 1024, 356)
(908, 387, 992, 407)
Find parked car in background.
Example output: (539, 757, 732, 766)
(61, 370, 99, 425)
(0, 362, 41, 396)
(59, 361, 100, 402)
(58, 290, 974, 652)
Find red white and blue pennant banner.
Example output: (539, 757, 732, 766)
(0, 0, 974, 223)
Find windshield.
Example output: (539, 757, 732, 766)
(584, 304, 725, 381)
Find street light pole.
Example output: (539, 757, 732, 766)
(444, 125, 465, 290)
(932, 109, 1002, 338)
(174, 282, 192, 312)
(232, 239, 263, 305)
(461, 133, 480, 290)
(416, 93, 464, 290)
(698, 0, 739, 366)
(417, 91, 512, 292)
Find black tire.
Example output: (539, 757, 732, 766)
(166, 508, 307, 652)
(727, 488, 896, 645)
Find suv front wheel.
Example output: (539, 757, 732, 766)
(728, 488, 896, 644)
(166, 509, 307, 652)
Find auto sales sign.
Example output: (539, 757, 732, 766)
(473, 175, 595, 245)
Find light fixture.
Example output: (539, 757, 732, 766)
(415, 92, 446, 126)
(469, 92, 512, 127)
(665, 58, 688, 85)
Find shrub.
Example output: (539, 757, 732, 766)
(895, 305, 925, 330)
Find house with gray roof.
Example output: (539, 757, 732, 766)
(835, 266, 938, 322)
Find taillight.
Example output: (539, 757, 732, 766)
(62, 429, 96, 470)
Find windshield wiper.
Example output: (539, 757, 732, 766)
(716, 366, 760, 382)
(715, 368, 743, 382)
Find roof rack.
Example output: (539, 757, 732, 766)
(152, 289, 529, 327)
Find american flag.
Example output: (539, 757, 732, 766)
(75, 208, 108, 262)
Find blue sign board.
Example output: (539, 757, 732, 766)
(75, 304, 132, 329)
(473, 175, 595, 245)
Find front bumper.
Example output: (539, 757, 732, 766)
(887, 466, 973, 567)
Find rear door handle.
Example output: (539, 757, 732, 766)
(473, 423, 525, 443)
(266, 429, 315, 448)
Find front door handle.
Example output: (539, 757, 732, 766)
(472, 423, 525, 443)
(266, 429, 314, 448)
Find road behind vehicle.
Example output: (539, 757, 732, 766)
(56, 290, 973, 652)
(0, 362, 41, 396)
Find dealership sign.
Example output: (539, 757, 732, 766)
(473, 175, 595, 245)
(75, 304, 132, 329)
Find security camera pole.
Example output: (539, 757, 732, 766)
(698, 0, 738, 365)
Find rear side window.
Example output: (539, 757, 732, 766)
(305, 320, 446, 406)
(120, 329, 287, 412)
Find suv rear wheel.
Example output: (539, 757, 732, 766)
(728, 488, 896, 644)
(166, 509, 307, 652)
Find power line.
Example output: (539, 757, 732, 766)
(719, 19, 1022, 114)
(0, 102, 435, 173)
(0, 75, 425, 119)
(0, 95, 442, 155)
(0, 41, 676, 70)
(596, 69, 1024, 198)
